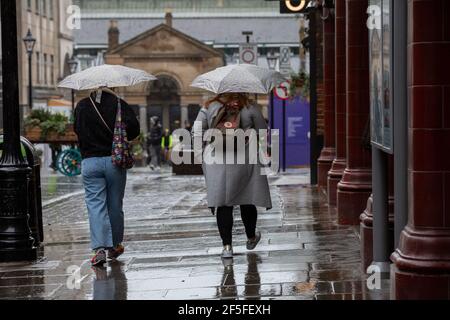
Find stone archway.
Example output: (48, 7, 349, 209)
(147, 75, 181, 133)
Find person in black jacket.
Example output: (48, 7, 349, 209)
(74, 88, 140, 267)
(146, 116, 162, 170)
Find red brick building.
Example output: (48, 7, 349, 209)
(314, 0, 450, 299)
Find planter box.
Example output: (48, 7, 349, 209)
(25, 125, 78, 143)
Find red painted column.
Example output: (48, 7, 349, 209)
(317, 8, 336, 191)
(327, 0, 347, 206)
(336, 0, 372, 225)
(391, 0, 450, 299)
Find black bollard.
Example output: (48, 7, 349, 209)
(0, 0, 37, 261)
(0, 136, 43, 245)
(21, 138, 43, 244)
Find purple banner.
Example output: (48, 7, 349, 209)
(271, 95, 310, 168)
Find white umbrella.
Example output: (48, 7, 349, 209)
(190, 64, 286, 94)
(58, 64, 157, 90)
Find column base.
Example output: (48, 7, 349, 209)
(327, 158, 346, 207)
(336, 168, 371, 225)
(391, 264, 450, 300)
(391, 226, 450, 299)
(0, 166, 37, 262)
(318, 147, 336, 191)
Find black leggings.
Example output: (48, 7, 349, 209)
(216, 205, 257, 246)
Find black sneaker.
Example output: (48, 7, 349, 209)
(246, 231, 261, 250)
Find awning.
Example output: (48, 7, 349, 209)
(47, 99, 71, 107)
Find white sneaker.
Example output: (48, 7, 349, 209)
(221, 245, 233, 259)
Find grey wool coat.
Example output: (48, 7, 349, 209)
(193, 101, 272, 210)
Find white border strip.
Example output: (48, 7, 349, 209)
(42, 190, 85, 208)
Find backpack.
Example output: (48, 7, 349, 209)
(210, 103, 245, 153)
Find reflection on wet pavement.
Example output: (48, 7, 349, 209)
(92, 261, 128, 300)
(0, 168, 390, 300)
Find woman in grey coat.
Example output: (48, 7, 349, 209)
(193, 93, 272, 259)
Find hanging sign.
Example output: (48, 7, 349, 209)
(279, 46, 292, 77)
(239, 43, 258, 65)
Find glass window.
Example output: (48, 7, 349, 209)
(369, 0, 383, 147)
(369, 0, 393, 153)
(35, 0, 40, 15)
(44, 54, 48, 84)
(48, 0, 53, 19)
(27, 0, 32, 11)
(36, 52, 40, 83)
(382, 0, 392, 150)
(42, 0, 46, 16)
(50, 55, 54, 84)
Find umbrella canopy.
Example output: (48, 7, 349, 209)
(190, 64, 286, 94)
(58, 64, 157, 91)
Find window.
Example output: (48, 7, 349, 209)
(35, 0, 40, 15)
(27, 0, 32, 11)
(42, 0, 46, 17)
(48, 0, 53, 19)
(44, 54, 48, 84)
(50, 55, 54, 84)
(369, 0, 393, 152)
(36, 52, 40, 83)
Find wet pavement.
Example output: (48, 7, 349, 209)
(0, 167, 390, 300)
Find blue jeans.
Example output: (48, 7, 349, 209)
(81, 157, 127, 250)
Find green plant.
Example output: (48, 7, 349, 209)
(24, 109, 69, 138)
(24, 109, 51, 126)
(289, 70, 310, 100)
(131, 131, 145, 157)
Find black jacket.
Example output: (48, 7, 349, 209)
(74, 91, 140, 159)
(147, 125, 162, 146)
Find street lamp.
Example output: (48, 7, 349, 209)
(67, 56, 78, 113)
(23, 29, 36, 111)
(266, 51, 278, 71)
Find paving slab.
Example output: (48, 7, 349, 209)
(0, 167, 390, 300)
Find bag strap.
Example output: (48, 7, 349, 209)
(89, 97, 113, 134)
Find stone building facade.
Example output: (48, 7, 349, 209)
(72, 0, 307, 134)
(17, 0, 74, 111)
(105, 15, 224, 133)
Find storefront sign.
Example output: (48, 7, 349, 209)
(280, 0, 310, 14)
(369, 0, 393, 153)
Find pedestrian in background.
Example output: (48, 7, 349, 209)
(146, 116, 162, 171)
(193, 92, 272, 259)
(74, 88, 140, 267)
(161, 128, 173, 164)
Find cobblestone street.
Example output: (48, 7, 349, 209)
(0, 168, 389, 300)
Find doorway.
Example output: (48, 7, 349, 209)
(147, 75, 180, 133)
